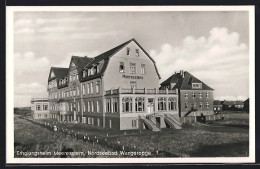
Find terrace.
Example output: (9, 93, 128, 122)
(105, 88, 178, 95)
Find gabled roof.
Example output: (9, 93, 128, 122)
(48, 67, 69, 82)
(81, 38, 161, 81)
(71, 56, 93, 72)
(160, 71, 214, 90)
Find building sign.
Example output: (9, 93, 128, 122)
(122, 75, 144, 80)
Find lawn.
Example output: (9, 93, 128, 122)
(14, 113, 249, 158)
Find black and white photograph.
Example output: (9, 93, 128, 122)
(6, 6, 255, 163)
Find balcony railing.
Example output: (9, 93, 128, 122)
(105, 88, 178, 95)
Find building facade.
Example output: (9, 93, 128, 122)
(213, 100, 223, 114)
(31, 98, 49, 119)
(47, 39, 179, 130)
(160, 71, 214, 117)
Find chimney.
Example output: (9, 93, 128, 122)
(180, 70, 184, 78)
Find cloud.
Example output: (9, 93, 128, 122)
(14, 82, 48, 107)
(14, 28, 35, 34)
(14, 52, 50, 75)
(35, 18, 97, 25)
(15, 19, 32, 26)
(150, 27, 249, 100)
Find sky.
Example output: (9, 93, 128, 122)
(13, 11, 250, 107)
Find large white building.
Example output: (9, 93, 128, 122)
(47, 39, 180, 131)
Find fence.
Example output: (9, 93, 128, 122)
(179, 114, 228, 124)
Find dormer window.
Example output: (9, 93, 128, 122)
(60, 79, 63, 85)
(135, 49, 139, 57)
(126, 47, 130, 55)
(65, 77, 68, 83)
(192, 83, 202, 89)
(83, 70, 86, 78)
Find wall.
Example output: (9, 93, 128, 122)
(103, 41, 160, 91)
(179, 90, 214, 117)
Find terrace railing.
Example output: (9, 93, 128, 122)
(105, 88, 178, 95)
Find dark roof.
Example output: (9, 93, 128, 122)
(213, 100, 222, 105)
(72, 56, 93, 72)
(84, 39, 133, 68)
(223, 100, 244, 106)
(160, 71, 214, 90)
(48, 67, 69, 82)
(81, 38, 161, 82)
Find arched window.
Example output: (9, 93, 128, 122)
(135, 97, 144, 112)
(168, 97, 177, 111)
(122, 97, 132, 112)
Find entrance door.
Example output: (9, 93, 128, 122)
(156, 117, 161, 128)
(148, 98, 154, 114)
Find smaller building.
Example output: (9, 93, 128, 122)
(31, 98, 49, 119)
(213, 100, 223, 114)
(223, 100, 244, 110)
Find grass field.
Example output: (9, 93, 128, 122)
(14, 112, 249, 158)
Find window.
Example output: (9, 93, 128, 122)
(135, 97, 145, 112)
(83, 102, 86, 112)
(185, 102, 188, 109)
(36, 104, 41, 111)
(218, 107, 220, 110)
(192, 83, 202, 89)
(106, 99, 111, 113)
(66, 91, 69, 98)
(77, 102, 80, 112)
(130, 81, 137, 89)
(92, 118, 94, 125)
(71, 103, 73, 111)
(141, 64, 145, 74)
(112, 98, 118, 113)
(73, 89, 76, 96)
(96, 64, 100, 73)
(135, 49, 139, 57)
(132, 120, 137, 127)
(191, 103, 196, 109)
(76, 73, 79, 80)
(130, 63, 136, 74)
(122, 97, 132, 112)
(87, 83, 90, 94)
(97, 118, 100, 127)
(70, 75, 72, 82)
(109, 119, 112, 128)
(192, 92, 196, 98)
(83, 84, 85, 95)
(96, 81, 100, 94)
(214, 107, 216, 110)
(206, 92, 209, 98)
(87, 101, 90, 112)
(96, 101, 100, 113)
(168, 97, 177, 110)
(184, 92, 188, 98)
(88, 118, 91, 125)
(83, 70, 86, 78)
(200, 102, 203, 109)
(70, 89, 72, 97)
(158, 97, 167, 111)
(126, 47, 130, 55)
(119, 62, 125, 73)
(91, 101, 94, 112)
(199, 92, 202, 98)
(90, 82, 93, 94)
(206, 102, 209, 108)
(77, 86, 80, 96)
(43, 104, 48, 110)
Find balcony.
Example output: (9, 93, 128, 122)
(105, 88, 178, 95)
